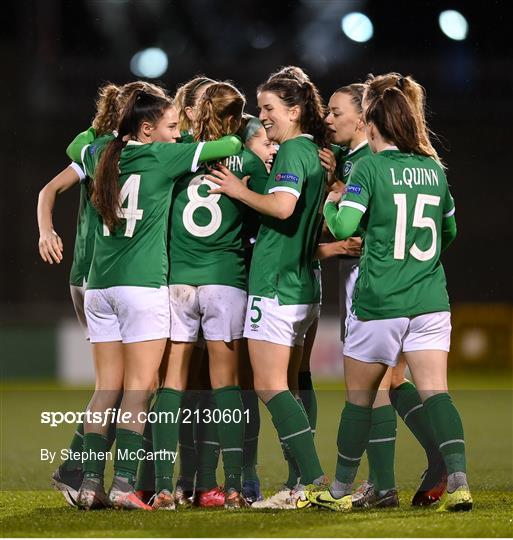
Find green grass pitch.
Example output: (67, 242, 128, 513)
(1, 370, 512, 537)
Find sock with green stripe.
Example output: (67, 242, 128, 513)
(390, 381, 443, 467)
(423, 392, 467, 479)
(115, 428, 143, 487)
(241, 390, 260, 483)
(212, 385, 245, 492)
(176, 390, 200, 491)
(195, 392, 220, 491)
(298, 371, 318, 435)
(335, 402, 372, 487)
(266, 391, 323, 485)
(366, 405, 397, 492)
(82, 432, 108, 479)
(152, 388, 183, 492)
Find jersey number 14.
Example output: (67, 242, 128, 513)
(393, 193, 440, 262)
(102, 174, 144, 238)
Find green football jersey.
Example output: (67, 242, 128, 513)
(169, 147, 268, 289)
(249, 135, 327, 305)
(82, 139, 205, 289)
(69, 133, 114, 286)
(341, 149, 455, 319)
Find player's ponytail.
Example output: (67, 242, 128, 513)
(365, 87, 429, 157)
(92, 90, 172, 233)
(300, 80, 330, 148)
(365, 73, 442, 165)
(175, 76, 217, 133)
(91, 81, 167, 136)
(92, 83, 121, 135)
(194, 82, 245, 141)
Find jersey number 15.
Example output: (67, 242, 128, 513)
(393, 193, 440, 262)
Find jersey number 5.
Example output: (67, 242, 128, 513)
(183, 175, 222, 237)
(393, 193, 440, 261)
(102, 174, 144, 238)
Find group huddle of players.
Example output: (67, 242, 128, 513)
(37, 66, 472, 513)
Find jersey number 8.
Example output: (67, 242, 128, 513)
(183, 175, 222, 237)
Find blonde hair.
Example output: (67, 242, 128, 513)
(194, 82, 245, 141)
(174, 76, 217, 133)
(92, 81, 167, 135)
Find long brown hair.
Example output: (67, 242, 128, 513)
(92, 91, 172, 233)
(258, 67, 329, 148)
(174, 76, 217, 133)
(365, 73, 442, 164)
(194, 82, 245, 141)
(365, 87, 430, 157)
(92, 81, 168, 135)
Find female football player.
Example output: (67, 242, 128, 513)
(307, 76, 471, 513)
(206, 67, 329, 509)
(153, 82, 269, 509)
(73, 91, 241, 511)
(38, 81, 168, 506)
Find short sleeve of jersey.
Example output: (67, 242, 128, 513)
(443, 187, 455, 218)
(340, 157, 373, 213)
(153, 141, 204, 176)
(69, 161, 86, 183)
(266, 140, 306, 198)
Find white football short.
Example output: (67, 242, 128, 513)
(70, 284, 88, 339)
(169, 284, 247, 342)
(243, 295, 319, 347)
(338, 258, 360, 342)
(343, 310, 451, 367)
(85, 286, 170, 344)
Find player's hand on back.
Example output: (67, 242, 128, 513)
(206, 163, 249, 200)
(39, 229, 63, 264)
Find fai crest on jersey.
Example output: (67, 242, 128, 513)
(275, 172, 299, 184)
(346, 184, 362, 194)
(343, 161, 353, 177)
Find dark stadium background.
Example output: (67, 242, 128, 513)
(0, 0, 511, 376)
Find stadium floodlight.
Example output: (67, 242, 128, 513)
(439, 10, 468, 41)
(130, 48, 168, 78)
(341, 12, 373, 43)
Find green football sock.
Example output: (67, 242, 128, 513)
(213, 385, 244, 492)
(336, 402, 372, 485)
(242, 390, 260, 483)
(62, 423, 85, 472)
(135, 415, 155, 492)
(152, 388, 183, 492)
(298, 371, 318, 434)
(266, 391, 323, 485)
(176, 390, 200, 491)
(390, 381, 442, 466)
(367, 405, 397, 492)
(82, 432, 108, 479)
(114, 428, 143, 486)
(195, 393, 220, 491)
(424, 393, 466, 475)
(282, 397, 309, 488)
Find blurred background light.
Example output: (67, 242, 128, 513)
(439, 10, 468, 41)
(130, 47, 168, 78)
(341, 12, 373, 43)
